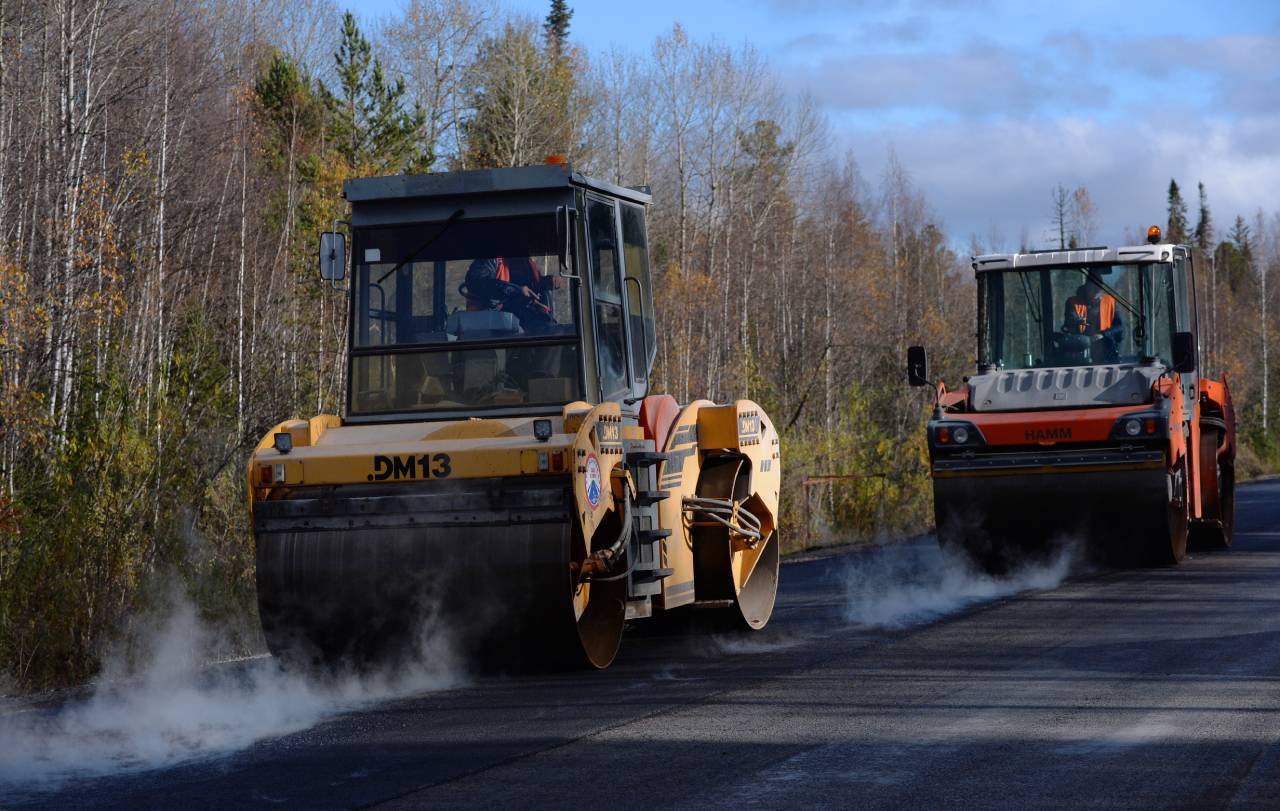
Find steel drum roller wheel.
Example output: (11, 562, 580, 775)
(691, 457, 780, 631)
(1148, 460, 1189, 566)
(254, 477, 625, 672)
(569, 515, 627, 670)
(1200, 460, 1235, 549)
(1217, 463, 1236, 548)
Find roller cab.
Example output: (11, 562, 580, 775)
(248, 165, 781, 670)
(909, 231, 1235, 570)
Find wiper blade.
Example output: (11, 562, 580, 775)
(375, 208, 465, 285)
(1017, 271, 1042, 324)
(1074, 268, 1146, 336)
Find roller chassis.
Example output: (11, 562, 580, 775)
(249, 399, 781, 669)
(250, 164, 783, 670)
(912, 241, 1237, 570)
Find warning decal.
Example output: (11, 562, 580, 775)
(585, 454, 602, 509)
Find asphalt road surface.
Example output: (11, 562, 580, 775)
(6, 480, 1280, 809)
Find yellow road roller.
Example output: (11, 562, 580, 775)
(247, 164, 781, 669)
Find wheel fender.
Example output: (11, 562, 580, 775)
(1199, 376, 1236, 462)
(1157, 376, 1188, 469)
(569, 401, 626, 559)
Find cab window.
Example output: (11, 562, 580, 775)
(621, 202, 655, 383)
(586, 197, 629, 400)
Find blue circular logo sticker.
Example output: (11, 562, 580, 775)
(585, 454, 602, 509)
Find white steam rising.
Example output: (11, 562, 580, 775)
(707, 632, 808, 656)
(0, 593, 462, 791)
(842, 541, 1077, 628)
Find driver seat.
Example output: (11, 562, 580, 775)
(445, 310, 521, 338)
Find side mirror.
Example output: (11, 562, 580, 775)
(1172, 331, 1195, 373)
(319, 231, 346, 281)
(907, 345, 930, 387)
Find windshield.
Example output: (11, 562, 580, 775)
(979, 262, 1176, 370)
(349, 215, 581, 415)
(353, 215, 574, 347)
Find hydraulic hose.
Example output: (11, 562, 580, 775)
(579, 479, 633, 581)
(682, 496, 763, 544)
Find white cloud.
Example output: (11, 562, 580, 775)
(842, 112, 1280, 249)
(771, 22, 1279, 245)
(790, 41, 1112, 115)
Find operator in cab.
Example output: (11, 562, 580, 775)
(1062, 273, 1124, 361)
(462, 257, 557, 333)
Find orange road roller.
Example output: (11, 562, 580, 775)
(908, 226, 1235, 570)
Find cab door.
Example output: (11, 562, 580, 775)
(584, 194, 634, 404)
(619, 201, 656, 396)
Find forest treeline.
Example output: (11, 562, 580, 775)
(1, 0, 1276, 688)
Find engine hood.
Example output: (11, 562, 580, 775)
(966, 363, 1164, 412)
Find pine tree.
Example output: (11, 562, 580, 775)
(1166, 179, 1189, 244)
(1218, 215, 1254, 291)
(329, 12, 428, 174)
(461, 19, 578, 168)
(1193, 181, 1213, 252)
(1228, 215, 1252, 261)
(545, 0, 572, 57)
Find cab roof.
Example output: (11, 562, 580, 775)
(972, 243, 1183, 273)
(344, 164, 652, 207)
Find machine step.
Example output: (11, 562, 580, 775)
(635, 528, 672, 543)
(632, 489, 670, 506)
(625, 451, 667, 468)
(631, 567, 675, 583)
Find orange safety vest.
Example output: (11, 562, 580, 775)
(466, 258, 515, 311)
(466, 257, 549, 314)
(1069, 294, 1115, 333)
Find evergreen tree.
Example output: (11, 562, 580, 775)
(1166, 179, 1189, 244)
(734, 119, 795, 196)
(1228, 215, 1252, 261)
(1219, 215, 1254, 291)
(254, 52, 328, 170)
(329, 11, 428, 174)
(461, 19, 578, 168)
(1193, 181, 1213, 253)
(545, 0, 572, 57)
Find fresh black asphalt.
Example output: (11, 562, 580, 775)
(5, 480, 1280, 809)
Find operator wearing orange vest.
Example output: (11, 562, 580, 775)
(1062, 274, 1124, 360)
(463, 257, 556, 332)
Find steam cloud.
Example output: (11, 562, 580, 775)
(0, 591, 462, 795)
(0, 539, 1078, 796)
(842, 541, 1077, 628)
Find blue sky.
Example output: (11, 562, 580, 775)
(340, 0, 1280, 249)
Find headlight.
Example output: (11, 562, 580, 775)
(1110, 411, 1166, 440)
(932, 421, 983, 448)
(533, 418, 553, 442)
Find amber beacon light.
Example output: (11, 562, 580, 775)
(1147, 224, 1162, 244)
